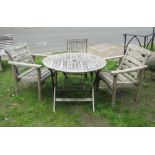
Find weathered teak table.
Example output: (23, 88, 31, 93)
(42, 53, 106, 112)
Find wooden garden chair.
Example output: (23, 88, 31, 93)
(95, 44, 151, 105)
(65, 39, 88, 86)
(0, 34, 13, 71)
(5, 43, 52, 101)
(67, 39, 88, 53)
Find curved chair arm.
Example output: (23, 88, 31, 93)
(111, 65, 148, 75)
(31, 53, 50, 57)
(104, 55, 124, 61)
(8, 61, 42, 68)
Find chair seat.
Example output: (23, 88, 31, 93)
(98, 71, 137, 88)
(18, 67, 51, 83)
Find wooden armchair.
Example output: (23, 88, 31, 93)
(0, 34, 13, 71)
(5, 43, 51, 101)
(95, 44, 151, 105)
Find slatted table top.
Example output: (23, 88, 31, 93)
(42, 53, 106, 73)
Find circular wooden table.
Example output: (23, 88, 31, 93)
(42, 53, 106, 112)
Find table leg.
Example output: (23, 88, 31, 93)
(53, 85, 56, 112)
(92, 84, 95, 112)
(52, 71, 57, 112)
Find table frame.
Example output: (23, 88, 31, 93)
(43, 53, 106, 112)
(51, 71, 95, 112)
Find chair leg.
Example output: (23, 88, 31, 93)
(135, 70, 143, 102)
(36, 68, 42, 101)
(53, 72, 57, 112)
(111, 75, 117, 105)
(53, 85, 56, 112)
(92, 85, 95, 112)
(94, 73, 100, 90)
(38, 81, 42, 101)
(50, 70, 55, 92)
(12, 65, 19, 95)
(95, 78, 100, 90)
(0, 57, 2, 71)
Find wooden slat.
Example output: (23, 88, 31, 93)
(121, 64, 138, 78)
(0, 34, 13, 47)
(11, 49, 30, 58)
(7, 45, 34, 74)
(42, 53, 106, 73)
(122, 73, 137, 82)
(56, 98, 92, 102)
(128, 44, 151, 57)
(19, 68, 36, 77)
(67, 39, 87, 53)
(125, 55, 142, 66)
(117, 74, 133, 83)
(127, 50, 146, 62)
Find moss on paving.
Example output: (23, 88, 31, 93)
(0, 58, 155, 127)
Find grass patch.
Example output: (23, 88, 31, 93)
(147, 43, 155, 52)
(0, 58, 155, 127)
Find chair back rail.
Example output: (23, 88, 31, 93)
(67, 39, 88, 53)
(0, 34, 13, 50)
(119, 44, 151, 82)
(5, 44, 34, 75)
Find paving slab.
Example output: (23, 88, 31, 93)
(89, 43, 124, 58)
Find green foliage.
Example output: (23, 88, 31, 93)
(149, 44, 155, 52)
(103, 60, 119, 71)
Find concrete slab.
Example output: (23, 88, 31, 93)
(88, 43, 124, 58)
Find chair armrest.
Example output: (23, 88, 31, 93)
(104, 55, 124, 60)
(111, 65, 148, 75)
(31, 53, 50, 57)
(8, 61, 42, 68)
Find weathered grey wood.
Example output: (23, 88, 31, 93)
(37, 68, 42, 101)
(0, 34, 13, 48)
(0, 58, 2, 71)
(5, 44, 51, 101)
(56, 98, 93, 102)
(53, 85, 56, 112)
(67, 39, 88, 53)
(8, 61, 42, 68)
(112, 74, 117, 105)
(111, 65, 148, 75)
(12, 65, 19, 95)
(98, 44, 151, 105)
(0, 34, 13, 71)
(31, 53, 50, 57)
(104, 55, 124, 60)
(135, 70, 143, 102)
(43, 53, 106, 112)
(42, 53, 106, 73)
(6, 44, 35, 74)
(92, 85, 95, 112)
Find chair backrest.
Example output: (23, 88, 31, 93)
(119, 44, 151, 81)
(0, 34, 13, 51)
(67, 39, 88, 53)
(5, 44, 34, 75)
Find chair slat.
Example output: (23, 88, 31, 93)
(67, 39, 87, 53)
(6, 44, 34, 74)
